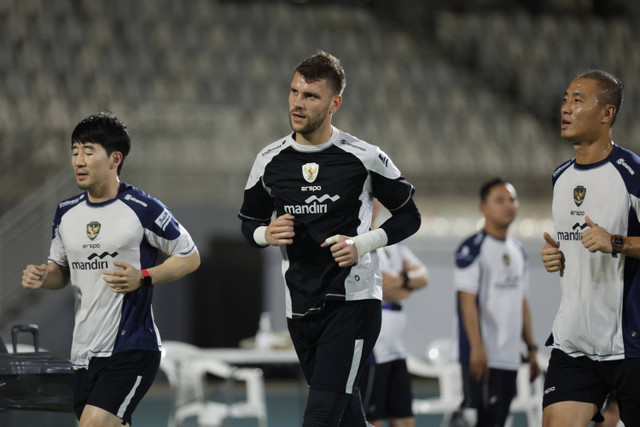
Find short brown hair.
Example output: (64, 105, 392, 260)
(295, 50, 346, 96)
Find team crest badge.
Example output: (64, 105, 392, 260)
(503, 254, 510, 266)
(302, 162, 319, 183)
(573, 185, 586, 207)
(86, 221, 101, 240)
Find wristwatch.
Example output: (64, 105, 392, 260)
(401, 271, 411, 290)
(611, 235, 624, 256)
(141, 269, 153, 289)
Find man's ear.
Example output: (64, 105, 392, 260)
(330, 94, 342, 114)
(602, 104, 616, 125)
(479, 201, 486, 216)
(110, 151, 123, 170)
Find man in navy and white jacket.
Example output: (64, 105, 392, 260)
(541, 70, 640, 426)
(22, 113, 200, 427)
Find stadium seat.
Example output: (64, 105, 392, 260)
(2, 0, 640, 333)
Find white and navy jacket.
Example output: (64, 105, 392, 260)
(49, 182, 197, 369)
(548, 144, 640, 361)
(454, 231, 529, 371)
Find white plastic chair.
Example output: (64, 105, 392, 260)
(409, 339, 550, 427)
(159, 341, 267, 427)
(407, 338, 463, 426)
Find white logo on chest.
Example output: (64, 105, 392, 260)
(302, 163, 319, 183)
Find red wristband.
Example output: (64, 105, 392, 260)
(141, 269, 152, 288)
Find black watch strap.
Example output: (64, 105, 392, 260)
(611, 235, 624, 256)
(401, 271, 411, 290)
(141, 269, 152, 288)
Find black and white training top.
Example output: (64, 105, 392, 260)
(239, 127, 420, 319)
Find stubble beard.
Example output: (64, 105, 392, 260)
(75, 175, 95, 193)
(76, 181, 92, 192)
(289, 107, 330, 138)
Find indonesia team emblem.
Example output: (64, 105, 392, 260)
(302, 162, 319, 183)
(573, 185, 586, 207)
(503, 254, 510, 266)
(86, 221, 101, 240)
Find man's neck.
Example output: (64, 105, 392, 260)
(87, 179, 120, 203)
(296, 124, 333, 146)
(573, 136, 614, 165)
(483, 223, 508, 241)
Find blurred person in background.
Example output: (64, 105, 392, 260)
(454, 177, 539, 427)
(360, 199, 429, 427)
(238, 51, 421, 426)
(541, 69, 640, 427)
(21, 113, 200, 427)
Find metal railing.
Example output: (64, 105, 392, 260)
(0, 168, 75, 326)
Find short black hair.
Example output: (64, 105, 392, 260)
(295, 50, 346, 96)
(71, 112, 131, 174)
(480, 177, 509, 203)
(575, 69, 624, 126)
